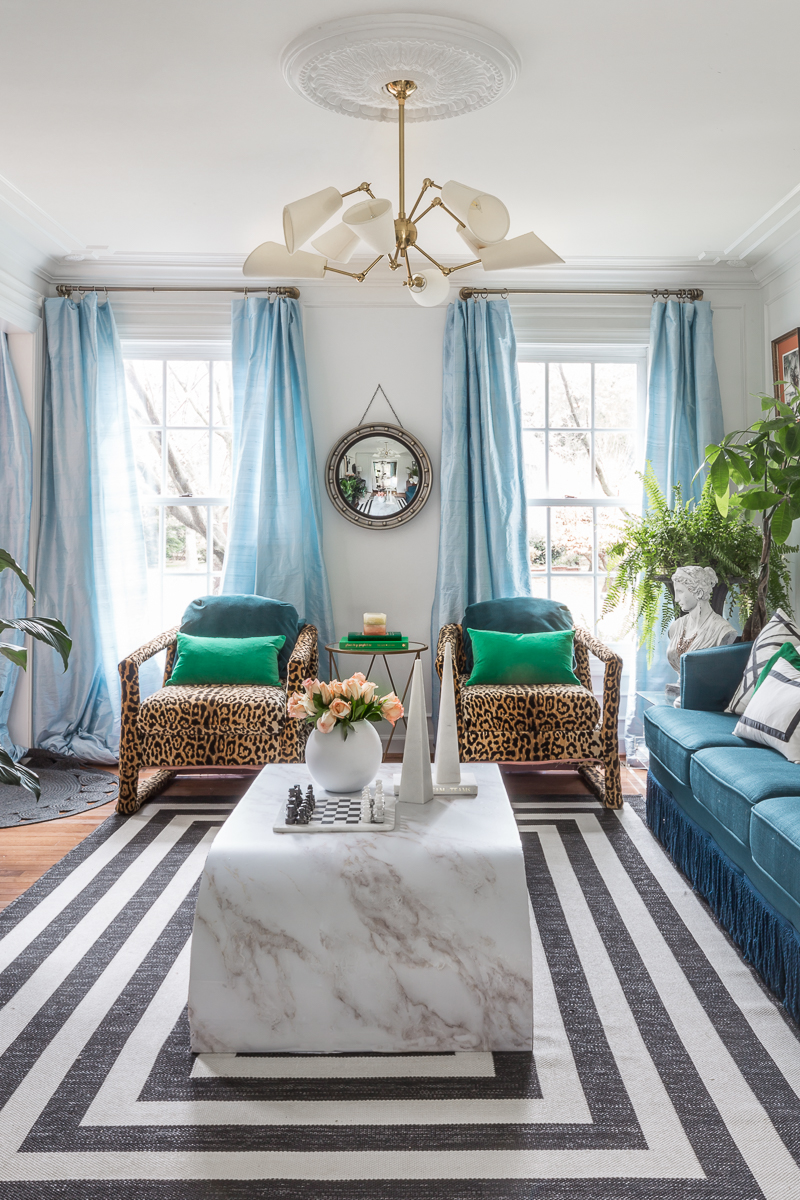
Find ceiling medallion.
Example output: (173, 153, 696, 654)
(244, 16, 562, 304)
(281, 13, 520, 123)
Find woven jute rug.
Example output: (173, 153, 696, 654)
(0, 792, 798, 1198)
(0, 748, 117, 829)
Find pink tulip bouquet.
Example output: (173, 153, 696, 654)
(288, 672, 404, 739)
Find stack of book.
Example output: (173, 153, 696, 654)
(339, 631, 409, 651)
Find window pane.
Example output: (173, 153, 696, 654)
(163, 574, 208, 628)
(212, 361, 233, 427)
(132, 427, 162, 495)
(530, 575, 548, 599)
(523, 431, 545, 494)
(596, 506, 625, 576)
(551, 575, 595, 631)
(596, 576, 634, 643)
(168, 430, 210, 496)
(125, 360, 162, 425)
(549, 432, 591, 497)
(594, 432, 637, 499)
(140, 505, 160, 570)
(528, 508, 546, 573)
(165, 505, 208, 570)
(519, 362, 545, 426)
(549, 363, 590, 428)
(595, 363, 636, 428)
(166, 361, 210, 425)
(550, 506, 593, 572)
(209, 505, 228, 573)
(211, 428, 232, 496)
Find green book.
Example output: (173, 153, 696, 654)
(340, 638, 409, 650)
(346, 631, 404, 641)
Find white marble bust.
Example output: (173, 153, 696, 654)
(666, 565, 737, 675)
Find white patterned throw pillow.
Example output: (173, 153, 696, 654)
(733, 659, 800, 762)
(726, 608, 800, 716)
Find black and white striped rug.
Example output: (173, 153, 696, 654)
(1, 794, 799, 1199)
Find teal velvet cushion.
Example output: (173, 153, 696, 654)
(689, 746, 800, 850)
(750, 797, 800, 911)
(680, 642, 751, 712)
(461, 597, 573, 673)
(465, 627, 581, 687)
(166, 632, 286, 687)
(643, 707, 747, 786)
(180, 594, 301, 677)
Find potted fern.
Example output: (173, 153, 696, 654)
(602, 467, 793, 661)
(1, 549, 71, 797)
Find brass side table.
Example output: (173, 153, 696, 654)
(324, 641, 428, 761)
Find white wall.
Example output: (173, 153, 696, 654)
(302, 289, 446, 714)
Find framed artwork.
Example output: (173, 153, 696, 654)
(772, 328, 800, 404)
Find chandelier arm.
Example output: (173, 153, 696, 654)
(341, 182, 375, 200)
(403, 249, 416, 287)
(413, 202, 439, 224)
(408, 178, 434, 222)
(437, 201, 467, 227)
(324, 255, 384, 283)
(359, 255, 384, 281)
(411, 243, 449, 274)
(444, 258, 482, 276)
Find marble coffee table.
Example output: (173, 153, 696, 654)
(187, 762, 533, 1054)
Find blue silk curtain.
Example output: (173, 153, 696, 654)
(430, 297, 531, 658)
(0, 334, 32, 759)
(634, 299, 725, 717)
(34, 294, 155, 762)
(222, 296, 334, 647)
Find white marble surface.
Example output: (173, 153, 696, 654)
(188, 763, 533, 1054)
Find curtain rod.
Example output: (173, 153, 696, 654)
(54, 284, 301, 298)
(459, 286, 703, 301)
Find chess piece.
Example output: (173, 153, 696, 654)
(360, 786, 372, 824)
(434, 640, 461, 786)
(374, 792, 385, 824)
(398, 660, 434, 805)
(306, 785, 316, 811)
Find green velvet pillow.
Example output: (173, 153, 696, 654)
(755, 641, 800, 692)
(166, 632, 286, 687)
(465, 628, 581, 687)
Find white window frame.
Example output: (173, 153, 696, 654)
(517, 343, 648, 639)
(122, 341, 233, 628)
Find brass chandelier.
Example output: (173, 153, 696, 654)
(243, 79, 562, 305)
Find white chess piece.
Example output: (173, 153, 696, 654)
(434, 640, 461, 786)
(399, 660, 434, 805)
(360, 786, 372, 824)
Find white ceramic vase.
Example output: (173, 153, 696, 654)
(304, 720, 383, 794)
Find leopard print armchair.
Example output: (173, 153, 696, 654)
(116, 623, 318, 815)
(435, 623, 622, 809)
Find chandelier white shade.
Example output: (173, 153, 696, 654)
(478, 230, 563, 271)
(311, 222, 361, 263)
(243, 242, 327, 279)
(440, 181, 510, 244)
(342, 197, 397, 255)
(283, 186, 342, 254)
(408, 269, 450, 307)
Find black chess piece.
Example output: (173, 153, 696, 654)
(297, 806, 311, 825)
(306, 785, 316, 811)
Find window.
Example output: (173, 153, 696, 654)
(124, 357, 233, 630)
(519, 355, 645, 642)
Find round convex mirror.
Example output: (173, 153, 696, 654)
(325, 423, 433, 529)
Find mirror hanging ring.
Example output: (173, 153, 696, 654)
(325, 421, 433, 529)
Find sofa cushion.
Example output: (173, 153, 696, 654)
(461, 597, 572, 674)
(139, 683, 286, 735)
(726, 608, 800, 716)
(179, 595, 301, 677)
(750, 797, 800, 911)
(644, 706, 747, 787)
(461, 680, 599, 733)
(690, 746, 800, 849)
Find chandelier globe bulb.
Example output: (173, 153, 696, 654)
(408, 269, 451, 307)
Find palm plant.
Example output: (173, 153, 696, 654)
(1, 549, 71, 797)
(603, 467, 793, 662)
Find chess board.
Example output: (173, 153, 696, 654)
(273, 792, 395, 834)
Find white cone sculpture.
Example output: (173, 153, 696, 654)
(434, 641, 461, 786)
(398, 660, 434, 805)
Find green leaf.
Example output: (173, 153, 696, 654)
(771, 501, 794, 544)
(725, 449, 753, 484)
(761, 397, 776, 411)
(0, 642, 27, 670)
(775, 400, 797, 419)
(709, 453, 729, 497)
(736, 490, 776, 510)
(705, 444, 721, 464)
(0, 549, 34, 597)
(0, 617, 71, 672)
(0, 747, 40, 799)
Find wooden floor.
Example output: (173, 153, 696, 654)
(0, 761, 646, 913)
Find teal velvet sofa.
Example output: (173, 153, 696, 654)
(644, 641, 800, 1023)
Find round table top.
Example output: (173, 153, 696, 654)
(326, 641, 428, 655)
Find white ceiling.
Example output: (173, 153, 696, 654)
(1, 0, 799, 269)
